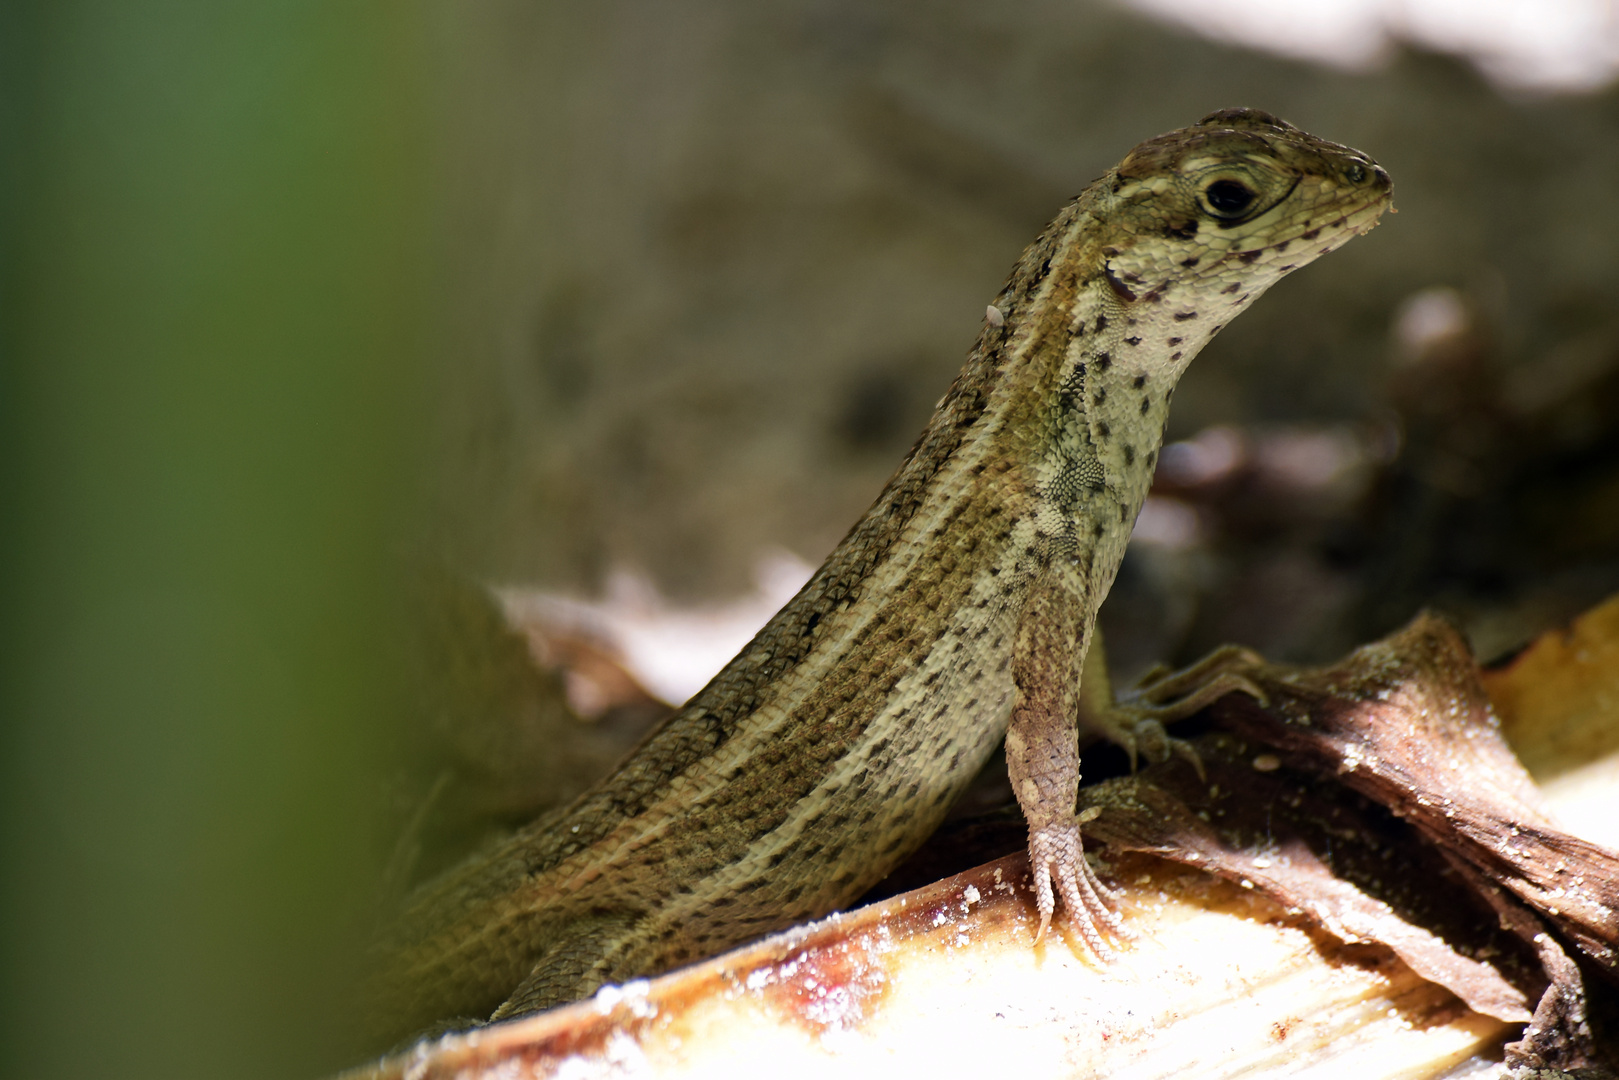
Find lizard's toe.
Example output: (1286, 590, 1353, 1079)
(1131, 718, 1172, 765)
(1028, 821, 1125, 959)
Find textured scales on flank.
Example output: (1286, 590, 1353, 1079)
(367, 108, 1393, 1044)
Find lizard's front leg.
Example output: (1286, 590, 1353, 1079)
(1005, 574, 1126, 956)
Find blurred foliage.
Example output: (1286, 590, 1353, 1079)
(1, 3, 432, 1077)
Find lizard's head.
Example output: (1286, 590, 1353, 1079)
(1091, 107, 1392, 316)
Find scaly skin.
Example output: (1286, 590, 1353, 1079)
(368, 108, 1393, 1044)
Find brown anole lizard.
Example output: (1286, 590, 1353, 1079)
(368, 108, 1393, 1043)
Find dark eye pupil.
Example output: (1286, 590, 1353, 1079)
(1205, 179, 1255, 216)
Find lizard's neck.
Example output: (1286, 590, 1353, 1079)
(970, 233, 1243, 609)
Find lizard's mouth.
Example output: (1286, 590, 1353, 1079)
(1258, 169, 1393, 256)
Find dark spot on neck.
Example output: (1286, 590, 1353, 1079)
(1132, 374, 1146, 389)
(1104, 266, 1136, 302)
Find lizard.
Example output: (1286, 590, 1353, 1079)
(367, 108, 1393, 1044)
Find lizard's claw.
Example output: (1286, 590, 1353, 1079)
(1028, 821, 1128, 960)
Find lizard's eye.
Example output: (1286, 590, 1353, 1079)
(1201, 178, 1257, 220)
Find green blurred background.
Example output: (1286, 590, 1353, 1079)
(2, 4, 432, 1077)
(5, 1, 1619, 1076)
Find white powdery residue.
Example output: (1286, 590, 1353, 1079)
(403, 1045, 432, 1080)
(605, 1030, 653, 1074)
(554, 1031, 652, 1080)
(626, 982, 656, 1019)
(592, 983, 625, 1014)
(591, 979, 656, 1021)
(804, 983, 859, 1032)
(552, 1057, 597, 1080)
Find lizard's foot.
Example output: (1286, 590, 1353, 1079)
(1087, 645, 1270, 779)
(1028, 820, 1128, 959)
